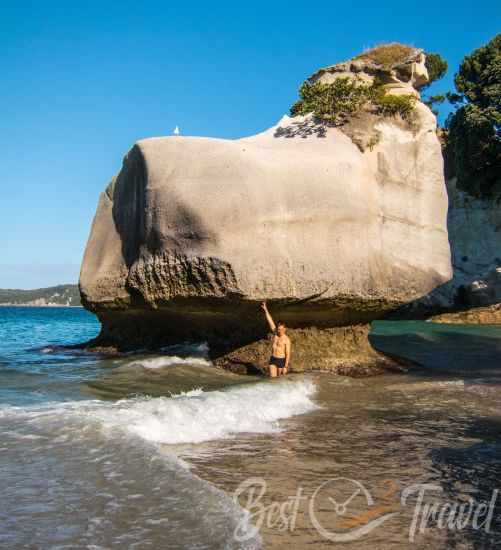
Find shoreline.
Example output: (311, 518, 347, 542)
(74, 333, 417, 379)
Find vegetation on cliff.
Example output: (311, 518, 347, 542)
(289, 36, 500, 202)
(290, 75, 416, 123)
(290, 43, 445, 127)
(444, 33, 501, 198)
(354, 43, 415, 67)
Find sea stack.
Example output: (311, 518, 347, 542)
(79, 44, 452, 374)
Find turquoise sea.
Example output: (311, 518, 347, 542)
(1, 306, 501, 549)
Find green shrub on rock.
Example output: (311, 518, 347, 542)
(373, 92, 416, 119)
(290, 77, 373, 124)
(290, 77, 416, 124)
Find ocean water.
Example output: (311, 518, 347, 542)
(1, 307, 501, 549)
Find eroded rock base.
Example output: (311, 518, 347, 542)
(85, 309, 410, 377)
(212, 324, 411, 376)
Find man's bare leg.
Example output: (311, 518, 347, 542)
(269, 364, 277, 378)
(277, 368, 284, 376)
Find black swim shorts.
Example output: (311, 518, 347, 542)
(269, 355, 286, 369)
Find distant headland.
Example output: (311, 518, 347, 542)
(0, 284, 81, 307)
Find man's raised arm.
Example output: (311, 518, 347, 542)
(260, 301, 276, 333)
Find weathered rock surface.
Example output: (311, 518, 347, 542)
(79, 49, 452, 372)
(310, 45, 429, 95)
(430, 304, 501, 325)
(213, 324, 413, 376)
(395, 178, 501, 319)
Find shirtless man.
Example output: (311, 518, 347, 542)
(261, 301, 291, 377)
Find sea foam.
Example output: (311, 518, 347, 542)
(128, 355, 212, 369)
(0, 378, 319, 446)
(92, 378, 319, 444)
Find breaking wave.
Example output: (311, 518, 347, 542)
(127, 355, 213, 369)
(0, 378, 318, 446)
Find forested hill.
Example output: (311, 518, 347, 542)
(0, 284, 81, 306)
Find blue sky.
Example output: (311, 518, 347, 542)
(1, 0, 499, 289)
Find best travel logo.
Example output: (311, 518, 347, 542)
(233, 477, 498, 543)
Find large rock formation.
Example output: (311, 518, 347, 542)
(79, 46, 452, 373)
